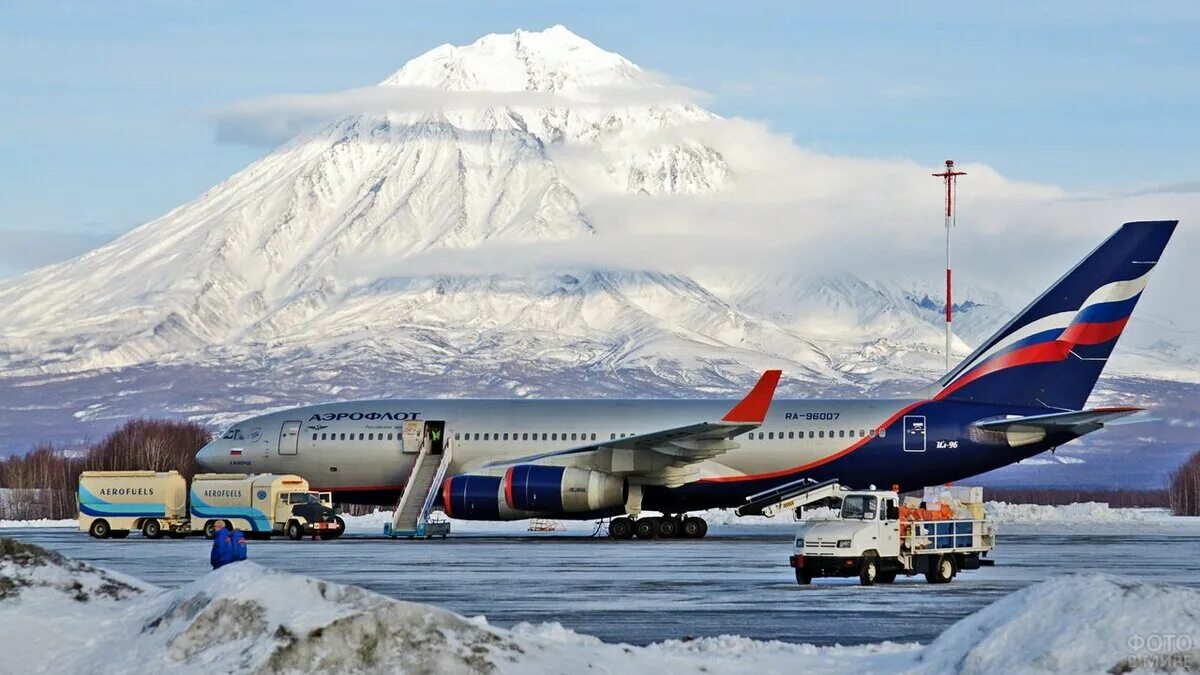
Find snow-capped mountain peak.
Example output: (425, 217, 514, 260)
(381, 25, 650, 92)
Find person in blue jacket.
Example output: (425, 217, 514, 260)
(210, 520, 234, 570)
(230, 528, 247, 563)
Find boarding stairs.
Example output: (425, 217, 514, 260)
(735, 478, 850, 517)
(385, 426, 453, 539)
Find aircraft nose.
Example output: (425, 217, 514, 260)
(196, 440, 220, 470)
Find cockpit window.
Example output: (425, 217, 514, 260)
(221, 428, 244, 440)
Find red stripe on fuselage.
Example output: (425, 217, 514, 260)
(313, 484, 402, 492)
(701, 399, 927, 483)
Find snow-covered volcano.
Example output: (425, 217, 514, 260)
(0, 27, 980, 382)
(0, 26, 1194, 455)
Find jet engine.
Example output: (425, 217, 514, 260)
(504, 465, 626, 513)
(441, 466, 626, 520)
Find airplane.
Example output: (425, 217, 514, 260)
(196, 220, 1178, 539)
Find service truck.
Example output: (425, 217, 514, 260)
(78, 470, 190, 539)
(789, 487, 995, 586)
(190, 473, 343, 540)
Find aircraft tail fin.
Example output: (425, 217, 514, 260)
(936, 220, 1177, 410)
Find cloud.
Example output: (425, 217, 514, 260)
(211, 83, 710, 147)
(332, 113, 1198, 331)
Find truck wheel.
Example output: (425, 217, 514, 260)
(110, 530, 130, 539)
(204, 521, 218, 539)
(859, 557, 878, 586)
(634, 517, 661, 539)
(89, 519, 111, 539)
(682, 517, 707, 539)
(925, 555, 954, 584)
(877, 570, 898, 584)
(608, 517, 634, 540)
(141, 519, 163, 539)
(795, 568, 812, 585)
(286, 521, 304, 541)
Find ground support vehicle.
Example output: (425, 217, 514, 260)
(789, 488, 995, 586)
(190, 473, 344, 540)
(78, 471, 190, 539)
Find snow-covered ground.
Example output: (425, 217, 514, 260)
(332, 502, 1192, 535)
(2, 537, 1197, 674)
(2, 502, 1193, 534)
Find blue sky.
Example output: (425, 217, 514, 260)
(1, 1, 1197, 277)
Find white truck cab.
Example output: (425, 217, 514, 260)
(791, 488, 994, 586)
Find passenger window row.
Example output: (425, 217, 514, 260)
(454, 432, 607, 442)
(311, 432, 396, 442)
(747, 428, 885, 440)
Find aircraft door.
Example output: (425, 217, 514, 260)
(426, 421, 445, 455)
(903, 415, 926, 452)
(278, 421, 301, 455)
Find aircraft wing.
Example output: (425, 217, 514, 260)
(478, 370, 782, 487)
(973, 406, 1143, 434)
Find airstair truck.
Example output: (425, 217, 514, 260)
(78, 470, 188, 539)
(190, 473, 343, 540)
(789, 487, 995, 586)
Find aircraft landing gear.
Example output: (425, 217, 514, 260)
(607, 514, 709, 540)
(608, 516, 635, 539)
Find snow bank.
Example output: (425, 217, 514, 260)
(983, 501, 1168, 525)
(918, 574, 1200, 674)
(0, 518, 77, 529)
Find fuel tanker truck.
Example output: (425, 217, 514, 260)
(78, 470, 189, 539)
(79, 471, 343, 540)
(189, 473, 344, 540)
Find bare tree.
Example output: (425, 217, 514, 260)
(1169, 451, 1200, 517)
(0, 419, 211, 520)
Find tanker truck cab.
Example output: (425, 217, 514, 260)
(790, 487, 994, 586)
(275, 487, 343, 540)
(190, 473, 343, 541)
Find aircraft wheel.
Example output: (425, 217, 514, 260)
(141, 519, 163, 539)
(634, 517, 661, 539)
(658, 516, 681, 538)
(608, 517, 634, 540)
(682, 517, 707, 539)
(89, 519, 111, 539)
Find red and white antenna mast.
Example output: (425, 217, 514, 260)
(932, 159, 966, 372)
